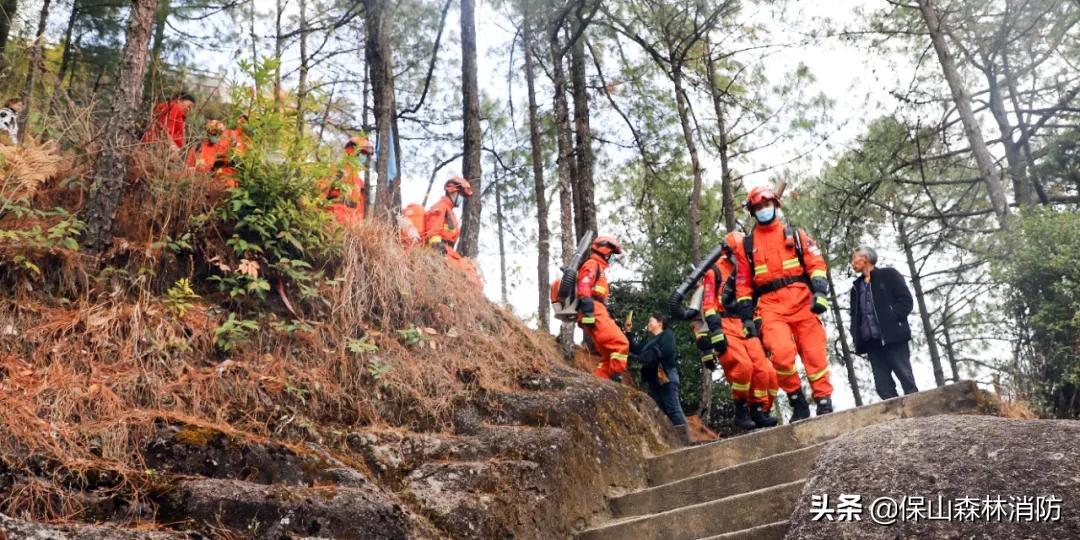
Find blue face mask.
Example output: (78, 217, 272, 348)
(754, 206, 776, 223)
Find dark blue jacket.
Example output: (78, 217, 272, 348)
(629, 328, 679, 385)
(850, 267, 913, 354)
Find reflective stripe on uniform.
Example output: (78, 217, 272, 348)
(710, 333, 725, 344)
(808, 367, 830, 381)
(731, 382, 750, 392)
(753, 389, 769, 397)
(581, 316, 595, 324)
(428, 236, 443, 244)
(776, 367, 798, 376)
(610, 352, 629, 361)
(704, 309, 717, 317)
(737, 296, 753, 303)
(695, 331, 709, 339)
(769, 389, 779, 396)
(593, 285, 607, 295)
(700, 353, 715, 362)
(754, 264, 768, 275)
(810, 270, 827, 279)
(782, 258, 801, 270)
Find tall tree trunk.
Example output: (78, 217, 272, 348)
(0, 0, 18, 71)
(985, 66, 1037, 206)
(569, 34, 597, 238)
(494, 163, 508, 306)
(296, 0, 308, 135)
(941, 306, 960, 382)
(17, 0, 51, 143)
(826, 264, 863, 406)
(705, 40, 735, 231)
(523, 5, 551, 333)
(365, 0, 399, 222)
(458, 0, 483, 258)
(361, 45, 372, 215)
(551, 27, 576, 356)
(672, 66, 704, 262)
(273, 0, 284, 107)
(917, 0, 1009, 227)
(82, 0, 160, 251)
(896, 215, 946, 387)
(144, 0, 169, 105)
(57, 2, 80, 85)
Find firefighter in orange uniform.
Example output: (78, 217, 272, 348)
(696, 231, 779, 429)
(327, 136, 373, 225)
(187, 119, 238, 188)
(734, 184, 833, 422)
(424, 176, 482, 287)
(577, 236, 630, 381)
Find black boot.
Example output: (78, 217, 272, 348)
(788, 391, 811, 423)
(733, 400, 757, 430)
(750, 404, 778, 428)
(815, 397, 834, 416)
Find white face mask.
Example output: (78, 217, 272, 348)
(754, 206, 776, 223)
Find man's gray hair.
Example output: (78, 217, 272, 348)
(855, 245, 878, 264)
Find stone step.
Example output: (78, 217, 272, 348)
(698, 520, 790, 540)
(576, 480, 805, 540)
(648, 381, 980, 486)
(611, 443, 824, 518)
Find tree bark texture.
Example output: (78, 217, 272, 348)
(82, 0, 160, 251)
(364, 0, 399, 222)
(458, 0, 484, 258)
(569, 34, 597, 239)
(523, 4, 551, 332)
(551, 26, 577, 355)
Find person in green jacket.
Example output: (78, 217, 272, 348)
(628, 314, 691, 445)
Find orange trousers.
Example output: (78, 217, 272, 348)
(759, 308, 833, 399)
(717, 331, 776, 409)
(580, 301, 629, 379)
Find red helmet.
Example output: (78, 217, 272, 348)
(346, 135, 374, 155)
(745, 185, 782, 210)
(445, 176, 473, 197)
(592, 236, 623, 257)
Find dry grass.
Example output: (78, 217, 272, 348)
(0, 216, 560, 522)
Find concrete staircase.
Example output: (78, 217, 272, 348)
(576, 381, 984, 540)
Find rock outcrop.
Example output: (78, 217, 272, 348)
(786, 415, 1080, 539)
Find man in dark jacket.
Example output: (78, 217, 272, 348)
(849, 246, 919, 400)
(628, 314, 690, 444)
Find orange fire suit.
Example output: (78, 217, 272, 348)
(327, 161, 365, 225)
(697, 257, 777, 410)
(734, 221, 833, 399)
(144, 100, 188, 148)
(423, 196, 482, 287)
(186, 137, 238, 188)
(577, 253, 629, 379)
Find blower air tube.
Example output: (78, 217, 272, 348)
(668, 243, 728, 321)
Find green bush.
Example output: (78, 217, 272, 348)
(996, 209, 1080, 418)
(207, 59, 340, 310)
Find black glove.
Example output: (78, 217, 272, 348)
(810, 293, 830, 314)
(811, 277, 830, 296)
(702, 357, 718, 371)
(742, 318, 758, 338)
(704, 313, 722, 332)
(754, 317, 763, 337)
(579, 296, 596, 325)
(711, 332, 729, 356)
(683, 308, 700, 321)
(735, 298, 755, 320)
